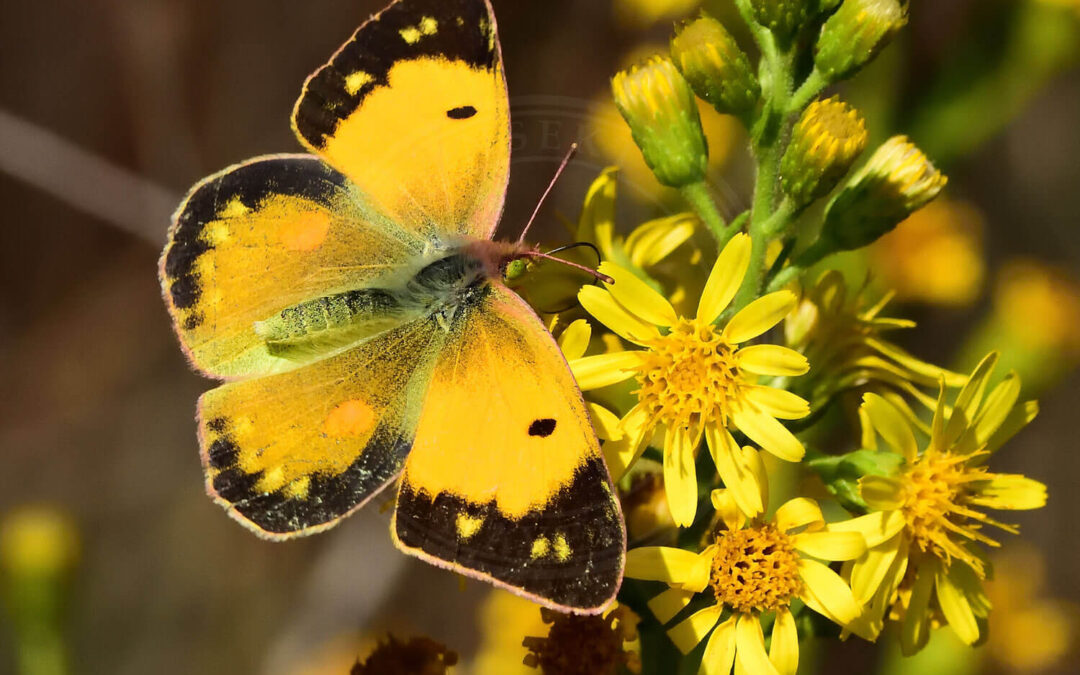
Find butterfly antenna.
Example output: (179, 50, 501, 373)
(528, 250, 614, 285)
(517, 143, 578, 245)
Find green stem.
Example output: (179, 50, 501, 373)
(788, 68, 830, 113)
(680, 181, 733, 248)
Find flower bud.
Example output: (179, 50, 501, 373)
(819, 136, 948, 251)
(780, 96, 868, 208)
(815, 0, 907, 82)
(671, 15, 760, 116)
(612, 56, 709, 187)
(749, 0, 813, 45)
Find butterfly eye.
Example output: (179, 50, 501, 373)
(446, 105, 477, 119)
(528, 418, 557, 437)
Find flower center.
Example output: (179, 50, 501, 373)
(709, 524, 803, 614)
(635, 318, 741, 435)
(900, 448, 998, 577)
(523, 607, 640, 675)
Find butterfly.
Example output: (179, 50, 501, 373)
(159, 0, 625, 613)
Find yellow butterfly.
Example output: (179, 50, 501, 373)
(159, 0, 625, 612)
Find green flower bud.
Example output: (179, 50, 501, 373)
(819, 136, 948, 251)
(815, 0, 907, 82)
(612, 56, 709, 188)
(808, 449, 904, 513)
(780, 96, 868, 209)
(671, 15, 760, 117)
(749, 0, 813, 45)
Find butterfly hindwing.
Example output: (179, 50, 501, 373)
(392, 284, 626, 612)
(161, 155, 424, 379)
(199, 318, 445, 539)
(292, 0, 510, 241)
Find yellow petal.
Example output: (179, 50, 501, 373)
(849, 534, 905, 605)
(827, 510, 906, 548)
(900, 562, 935, 656)
(798, 558, 861, 625)
(701, 616, 737, 675)
(647, 587, 695, 625)
(971, 372, 1020, 447)
(706, 425, 763, 518)
(774, 498, 824, 534)
(985, 400, 1038, 454)
(944, 352, 999, 446)
(724, 290, 797, 344)
(575, 167, 618, 246)
(625, 546, 701, 584)
(569, 351, 641, 391)
(602, 404, 652, 480)
(741, 386, 810, 420)
(599, 262, 679, 327)
(731, 402, 805, 462)
(792, 530, 866, 561)
(935, 560, 980, 645)
(627, 213, 696, 268)
(969, 474, 1047, 510)
(736, 345, 810, 377)
(861, 393, 918, 461)
(557, 319, 592, 361)
(586, 402, 623, 441)
(664, 426, 699, 527)
(578, 285, 658, 343)
(710, 489, 747, 533)
(734, 614, 778, 675)
(698, 232, 751, 324)
(769, 609, 799, 675)
(668, 604, 723, 654)
(682, 546, 715, 594)
(859, 476, 905, 510)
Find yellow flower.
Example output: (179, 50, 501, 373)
(835, 354, 1046, 653)
(869, 198, 985, 307)
(785, 270, 964, 415)
(994, 259, 1080, 355)
(625, 448, 866, 675)
(572, 234, 811, 526)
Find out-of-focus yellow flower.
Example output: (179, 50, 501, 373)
(0, 507, 78, 578)
(994, 259, 1080, 355)
(626, 449, 866, 675)
(471, 590, 548, 675)
(869, 198, 985, 307)
(614, 0, 701, 29)
(984, 545, 1076, 672)
(619, 460, 677, 544)
(522, 605, 641, 674)
(572, 234, 811, 525)
(1035, 0, 1080, 18)
(834, 355, 1046, 653)
(350, 635, 457, 675)
(785, 270, 964, 415)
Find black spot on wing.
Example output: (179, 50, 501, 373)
(447, 105, 477, 119)
(395, 457, 624, 610)
(294, 0, 498, 148)
(528, 418, 557, 437)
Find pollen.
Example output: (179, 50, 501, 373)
(635, 318, 742, 437)
(709, 524, 802, 614)
(900, 448, 1010, 577)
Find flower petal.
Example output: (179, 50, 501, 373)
(706, 425, 764, 518)
(578, 285, 658, 343)
(827, 510, 906, 548)
(625, 546, 701, 584)
(900, 562, 935, 656)
(710, 490, 747, 533)
(668, 604, 723, 654)
(985, 400, 1039, 455)
(798, 558, 861, 625)
(647, 587, 695, 625)
(557, 319, 592, 361)
(775, 498, 824, 534)
(664, 426, 699, 527)
(944, 352, 999, 446)
(724, 290, 797, 344)
(859, 476, 905, 510)
(792, 531, 866, 562)
(769, 609, 799, 675)
(861, 393, 918, 461)
(935, 559, 980, 645)
(701, 616, 737, 675)
(698, 232, 751, 324)
(969, 474, 1047, 510)
(741, 386, 810, 420)
(570, 351, 641, 391)
(736, 345, 810, 377)
(731, 402, 805, 462)
(599, 262, 679, 327)
(971, 372, 1020, 447)
(734, 614, 778, 675)
(586, 402, 623, 441)
(602, 404, 651, 480)
(849, 533, 905, 604)
(627, 214, 696, 268)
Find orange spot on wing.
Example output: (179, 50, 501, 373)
(279, 212, 332, 251)
(324, 399, 375, 437)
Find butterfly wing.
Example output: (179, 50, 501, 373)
(160, 155, 425, 379)
(392, 283, 626, 613)
(198, 318, 446, 539)
(292, 0, 510, 241)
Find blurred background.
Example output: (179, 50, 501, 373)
(1, 0, 1078, 673)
